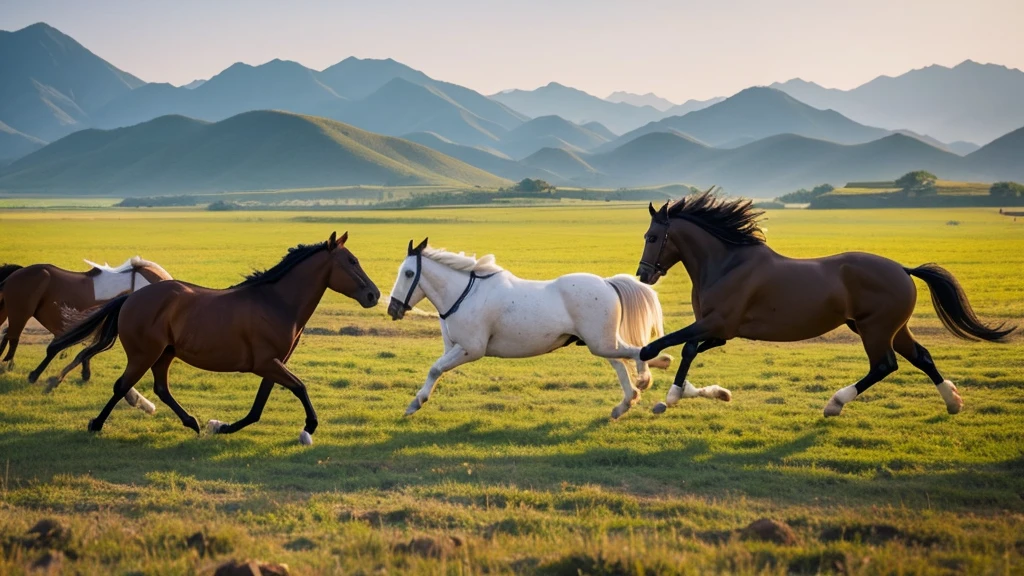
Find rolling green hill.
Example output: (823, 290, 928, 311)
(0, 111, 509, 195)
(520, 147, 602, 181)
(497, 115, 611, 159)
(966, 125, 1024, 181)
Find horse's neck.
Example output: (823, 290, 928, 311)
(420, 260, 473, 315)
(262, 252, 330, 327)
(671, 220, 736, 290)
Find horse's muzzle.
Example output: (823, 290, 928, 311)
(387, 297, 407, 320)
(636, 263, 662, 285)
(362, 288, 381, 309)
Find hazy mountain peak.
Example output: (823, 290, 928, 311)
(606, 91, 677, 111)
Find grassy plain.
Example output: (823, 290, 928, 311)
(0, 205, 1022, 574)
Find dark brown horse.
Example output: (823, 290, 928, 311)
(635, 190, 1013, 417)
(1, 258, 173, 412)
(35, 232, 379, 443)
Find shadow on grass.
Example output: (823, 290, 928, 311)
(2, 413, 1022, 513)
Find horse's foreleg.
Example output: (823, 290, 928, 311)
(257, 359, 316, 444)
(824, 337, 898, 417)
(406, 344, 480, 416)
(653, 338, 730, 414)
(639, 319, 720, 361)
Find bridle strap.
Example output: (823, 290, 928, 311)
(401, 251, 423, 310)
(640, 224, 670, 274)
(439, 271, 498, 320)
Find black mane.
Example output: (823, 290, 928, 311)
(662, 189, 765, 246)
(231, 242, 330, 288)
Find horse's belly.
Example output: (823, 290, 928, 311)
(485, 331, 569, 357)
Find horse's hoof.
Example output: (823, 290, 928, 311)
(405, 398, 422, 416)
(652, 402, 668, 415)
(185, 418, 201, 435)
(610, 405, 627, 420)
(137, 397, 157, 415)
(636, 374, 652, 392)
(206, 420, 224, 434)
(27, 371, 40, 384)
(823, 398, 844, 417)
(711, 385, 732, 402)
(647, 354, 672, 370)
(87, 419, 102, 433)
(938, 380, 963, 414)
(44, 377, 60, 394)
(299, 430, 313, 445)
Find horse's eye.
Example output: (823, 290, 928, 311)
(404, 270, 414, 278)
(646, 235, 656, 243)
(349, 257, 358, 265)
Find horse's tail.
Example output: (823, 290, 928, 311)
(905, 264, 1015, 341)
(606, 274, 672, 369)
(32, 294, 130, 377)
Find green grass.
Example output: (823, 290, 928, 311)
(1, 206, 1022, 574)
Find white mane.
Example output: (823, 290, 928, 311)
(422, 247, 504, 275)
(84, 256, 172, 279)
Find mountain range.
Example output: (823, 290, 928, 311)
(771, 61, 1024, 144)
(0, 22, 1021, 195)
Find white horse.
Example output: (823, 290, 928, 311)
(386, 239, 731, 419)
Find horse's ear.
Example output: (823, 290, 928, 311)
(648, 202, 657, 217)
(407, 240, 415, 255)
(415, 237, 429, 252)
(328, 231, 337, 249)
(658, 202, 669, 217)
(339, 231, 349, 246)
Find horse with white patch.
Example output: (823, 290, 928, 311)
(1, 257, 172, 413)
(386, 239, 729, 419)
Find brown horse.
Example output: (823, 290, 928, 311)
(1, 258, 173, 408)
(35, 232, 379, 443)
(635, 190, 1013, 417)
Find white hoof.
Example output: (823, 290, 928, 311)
(706, 385, 732, 402)
(137, 396, 157, 415)
(652, 402, 668, 415)
(405, 397, 423, 416)
(665, 383, 684, 406)
(647, 354, 672, 370)
(299, 430, 313, 445)
(937, 380, 963, 414)
(206, 419, 225, 434)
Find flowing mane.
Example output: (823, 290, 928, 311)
(232, 241, 330, 288)
(662, 188, 765, 246)
(84, 256, 172, 279)
(422, 247, 504, 275)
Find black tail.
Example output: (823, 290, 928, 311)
(32, 294, 130, 377)
(0, 263, 22, 288)
(905, 264, 1015, 341)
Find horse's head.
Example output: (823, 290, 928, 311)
(637, 202, 677, 285)
(387, 238, 428, 320)
(326, 231, 380, 309)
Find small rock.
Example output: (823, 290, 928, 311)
(213, 559, 289, 576)
(741, 518, 798, 545)
(284, 536, 317, 551)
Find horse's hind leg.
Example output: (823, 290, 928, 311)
(824, 323, 899, 417)
(609, 359, 638, 419)
(208, 378, 275, 435)
(150, 349, 199, 434)
(256, 359, 322, 444)
(893, 326, 962, 414)
(89, 348, 164, 432)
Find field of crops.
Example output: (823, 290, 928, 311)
(828, 181, 991, 197)
(1, 205, 1022, 574)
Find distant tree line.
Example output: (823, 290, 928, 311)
(776, 184, 833, 203)
(115, 195, 198, 208)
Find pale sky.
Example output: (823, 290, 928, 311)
(3, 0, 1022, 101)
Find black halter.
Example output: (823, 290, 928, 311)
(638, 223, 670, 277)
(400, 252, 498, 320)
